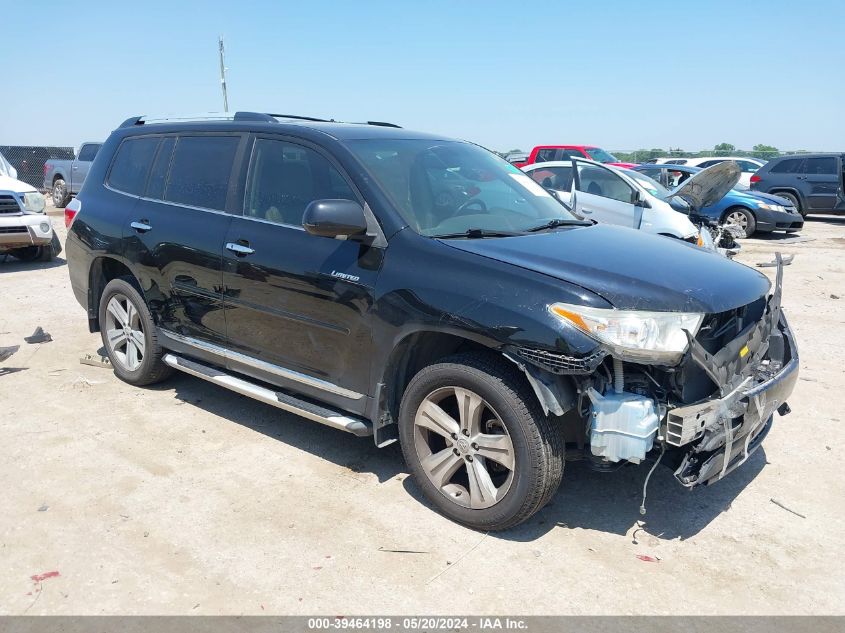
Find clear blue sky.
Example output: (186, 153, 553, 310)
(2, 0, 843, 152)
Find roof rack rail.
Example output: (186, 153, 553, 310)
(119, 112, 279, 128)
(267, 113, 333, 123)
(118, 112, 401, 129)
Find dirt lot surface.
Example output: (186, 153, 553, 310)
(1, 208, 844, 615)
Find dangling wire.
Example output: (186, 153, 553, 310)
(640, 442, 666, 516)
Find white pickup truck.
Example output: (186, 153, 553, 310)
(1, 152, 61, 262)
(42, 142, 102, 208)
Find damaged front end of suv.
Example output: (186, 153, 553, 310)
(510, 255, 797, 504)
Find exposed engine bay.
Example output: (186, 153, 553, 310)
(510, 255, 798, 502)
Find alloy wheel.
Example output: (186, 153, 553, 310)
(104, 294, 146, 371)
(52, 182, 66, 206)
(726, 211, 749, 231)
(413, 386, 515, 509)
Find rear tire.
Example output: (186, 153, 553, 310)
(52, 179, 70, 208)
(723, 207, 756, 238)
(775, 192, 802, 217)
(398, 352, 564, 531)
(98, 278, 173, 386)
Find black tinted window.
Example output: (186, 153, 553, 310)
(771, 158, 802, 173)
(108, 137, 159, 196)
(803, 157, 836, 175)
(145, 137, 175, 199)
(78, 143, 102, 162)
(165, 136, 240, 210)
(245, 139, 355, 225)
(535, 149, 556, 163)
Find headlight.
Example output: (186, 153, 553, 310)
(22, 192, 46, 214)
(697, 228, 716, 251)
(754, 201, 785, 213)
(549, 302, 704, 363)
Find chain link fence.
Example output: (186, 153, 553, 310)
(0, 145, 75, 191)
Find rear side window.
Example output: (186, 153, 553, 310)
(535, 149, 556, 163)
(802, 157, 836, 175)
(108, 137, 159, 196)
(771, 158, 802, 173)
(165, 136, 240, 211)
(78, 143, 102, 162)
(528, 166, 573, 190)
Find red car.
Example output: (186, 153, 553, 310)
(515, 145, 637, 169)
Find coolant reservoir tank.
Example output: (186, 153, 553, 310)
(588, 389, 659, 464)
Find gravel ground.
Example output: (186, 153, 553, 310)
(1, 208, 843, 615)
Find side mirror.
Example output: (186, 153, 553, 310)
(302, 199, 368, 239)
(633, 191, 651, 208)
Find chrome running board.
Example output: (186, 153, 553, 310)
(162, 353, 373, 437)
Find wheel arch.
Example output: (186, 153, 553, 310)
(87, 256, 140, 332)
(768, 187, 804, 208)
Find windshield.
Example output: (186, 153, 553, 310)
(628, 171, 672, 199)
(584, 147, 619, 164)
(346, 139, 579, 236)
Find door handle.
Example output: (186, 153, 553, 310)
(130, 220, 152, 233)
(226, 242, 255, 256)
(580, 208, 593, 214)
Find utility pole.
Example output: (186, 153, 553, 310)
(218, 36, 229, 113)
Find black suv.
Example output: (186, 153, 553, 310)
(66, 113, 798, 530)
(750, 153, 845, 216)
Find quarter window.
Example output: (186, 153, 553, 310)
(165, 136, 240, 211)
(107, 137, 159, 196)
(244, 139, 355, 226)
(802, 157, 836, 175)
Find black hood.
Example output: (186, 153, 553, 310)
(440, 225, 771, 314)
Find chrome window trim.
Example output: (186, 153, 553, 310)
(104, 183, 233, 217)
(160, 330, 364, 400)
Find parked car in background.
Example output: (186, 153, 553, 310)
(1, 159, 61, 262)
(515, 145, 637, 169)
(43, 142, 103, 208)
(65, 112, 797, 530)
(522, 159, 734, 247)
(635, 164, 804, 237)
(504, 152, 528, 165)
(750, 153, 845, 217)
(643, 157, 765, 189)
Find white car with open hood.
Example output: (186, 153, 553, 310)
(522, 158, 741, 254)
(0, 152, 61, 262)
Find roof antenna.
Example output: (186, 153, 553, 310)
(218, 35, 229, 113)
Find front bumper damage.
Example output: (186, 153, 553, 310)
(668, 255, 798, 487)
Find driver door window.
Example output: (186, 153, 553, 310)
(244, 139, 355, 226)
(574, 162, 638, 228)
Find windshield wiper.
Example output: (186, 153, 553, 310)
(525, 218, 592, 232)
(433, 228, 524, 239)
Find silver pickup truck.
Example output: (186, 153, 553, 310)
(43, 142, 102, 208)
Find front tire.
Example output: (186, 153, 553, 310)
(775, 192, 803, 217)
(398, 352, 564, 531)
(52, 179, 70, 208)
(723, 207, 756, 238)
(98, 278, 173, 386)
